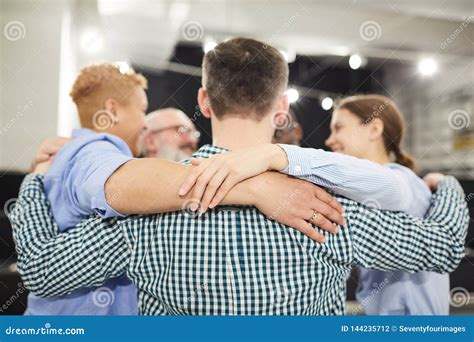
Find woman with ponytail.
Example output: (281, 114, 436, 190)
(323, 94, 448, 315)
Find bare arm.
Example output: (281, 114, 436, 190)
(105, 158, 192, 214)
(105, 158, 259, 213)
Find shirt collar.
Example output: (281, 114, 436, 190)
(179, 145, 228, 164)
(191, 144, 229, 159)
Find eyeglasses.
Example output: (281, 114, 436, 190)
(148, 125, 201, 139)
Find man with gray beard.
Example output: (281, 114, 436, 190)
(141, 108, 200, 161)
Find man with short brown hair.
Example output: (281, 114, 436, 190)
(202, 37, 288, 120)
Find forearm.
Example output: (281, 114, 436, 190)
(220, 172, 275, 207)
(11, 175, 127, 297)
(11, 175, 58, 252)
(423, 176, 469, 246)
(105, 158, 192, 214)
(277, 144, 411, 211)
(352, 176, 469, 273)
(404, 177, 468, 272)
(105, 158, 266, 214)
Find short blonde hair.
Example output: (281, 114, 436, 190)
(70, 63, 148, 127)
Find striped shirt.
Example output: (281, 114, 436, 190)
(11, 145, 469, 315)
(278, 143, 432, 212)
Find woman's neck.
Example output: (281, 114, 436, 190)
(371, 153, 392, 165)
(364, 144, 392, 165)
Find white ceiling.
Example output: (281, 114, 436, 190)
(90, 0, 473, 69)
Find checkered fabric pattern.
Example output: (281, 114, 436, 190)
(11, 145, 469, 315)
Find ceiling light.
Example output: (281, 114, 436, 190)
(321, 97, 333, 110)
(349, 54, 362, 70)
(287, 88, 299, 103)
(418, 58, 438, 76)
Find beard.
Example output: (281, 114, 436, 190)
(154, 144, 195, 162)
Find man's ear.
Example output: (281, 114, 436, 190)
(277, 93, 290, 118)
(280, 93, 290, 112)
(270, 95, 291, 130)
(369, 117, 384, 141)
(197, 88, 212, 119)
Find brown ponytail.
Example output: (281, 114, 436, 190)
(392, 146, 416, 171)
(334, 94, 416, 171)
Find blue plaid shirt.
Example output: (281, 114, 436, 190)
(11, 145, 469, 315)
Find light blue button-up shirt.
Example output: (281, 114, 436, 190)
(24, 128, 138, 315)
(278, 144, 449, 315)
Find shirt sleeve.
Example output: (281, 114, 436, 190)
(347, 176, 469, 273)
(277, 144, 426, 212)
(10, 174, 130, 298)
(66, 141, 133, 218)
